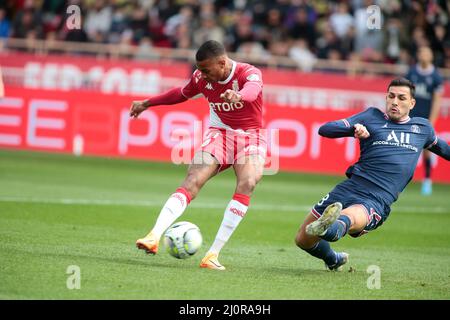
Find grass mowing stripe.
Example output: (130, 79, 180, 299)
(0, 196, 448, 214)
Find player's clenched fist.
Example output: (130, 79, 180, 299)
(354, 123, 370, 139)
(129, 100, 149, 118)
(220, 89, 242, 103)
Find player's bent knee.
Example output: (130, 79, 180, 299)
(294, 233, 304, 248)
(295, 232, 314, 250)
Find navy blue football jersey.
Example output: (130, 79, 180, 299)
(319, 108, 450, 204)
(405, 65, 443, 119)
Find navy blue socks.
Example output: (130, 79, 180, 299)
(304, 240, 337, 266)
(320, 215, 352, 242)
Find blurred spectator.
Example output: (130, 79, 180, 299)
(115, 29, 135, 58)
(228, 11, 254, 52)
(383, 17, 409, 63)
(129, 2, 149, 43)
(322, 48, 347, 74)
(84, 0, 112, 43)
(432, 23, 447, 67)
(353, 0, 384, 61)
(108, 3, 130, 44)
(265, 8, 287, 43)
(11, 0, 43, 39)
(44, 30, 59, 54)
(316, 23, 342, 59)
(164, 5, 194, 40)
(173, 21, 192, 49)
(237, 41, 270, 64)
(147, 8, 171, 47)
(329, 2, 354, 40)
(284, 0, 317, 29)
(134, 36, 159, 61)
(192, 13, 225, 48)
(64, 27, 88, 43)
(288, 7, 317, 49)
(0, 8, 11, 41)
(41, 0, 66, 36)
(410, 26, 430, 59)
(268, 39, 290, 57)
(289, 38, 317, 71)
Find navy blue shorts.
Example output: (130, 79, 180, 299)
(311, 176, 391, 237)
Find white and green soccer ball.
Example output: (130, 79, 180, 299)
(163, 221, 203, 259)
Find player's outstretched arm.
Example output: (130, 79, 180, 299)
(428, 138, 450, 161)
(319, 121, 369, 139)
(129, 87, 188, 118)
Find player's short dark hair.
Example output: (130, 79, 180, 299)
(195, 40, 226, 62)
(388, 77, 415, 98)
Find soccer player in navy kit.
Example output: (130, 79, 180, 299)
(406, 46, 444, 195)
(295, 78, 450, 271)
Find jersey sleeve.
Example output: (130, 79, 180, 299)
(424, 123, 438, 149)
(181, 71, 201, 98)
(344, 107, 374, 126)
(318, 108, 374, 138)
(237, 66, 263, 101)
(240, 66, 263, 89)
(426, 125, 450, 161)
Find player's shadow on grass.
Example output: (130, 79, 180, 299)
(265, 266, 359, 277)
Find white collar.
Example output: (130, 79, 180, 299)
(218, 60, 236, 85)
(416, 64, 435, 76)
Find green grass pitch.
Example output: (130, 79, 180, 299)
(0, 149, 449, 299)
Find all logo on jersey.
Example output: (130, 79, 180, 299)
(382, 123, 388, 128)
(415, 83, 430, 99)
(410, 125, 420, 133)
(387, 130, 410, 143)
(373, 129, 418, 152)
(205, 83, 214, 90)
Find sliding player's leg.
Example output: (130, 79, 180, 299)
(296, 185, 383, 271)
(295, 186, 365, 271)
(421, 150, 433, 195)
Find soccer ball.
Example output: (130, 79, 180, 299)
(163, 221, 203, 259)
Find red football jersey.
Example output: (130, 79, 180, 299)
(181, 61, 263, 131)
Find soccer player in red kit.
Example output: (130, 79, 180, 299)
(130, 40, 266, 270)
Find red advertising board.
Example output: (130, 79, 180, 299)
(1, 87, 449, 182)
(0, 52, 191, 95)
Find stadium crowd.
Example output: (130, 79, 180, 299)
(0, 0, 448, 70)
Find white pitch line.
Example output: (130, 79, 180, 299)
(0, 196, 448, 214)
